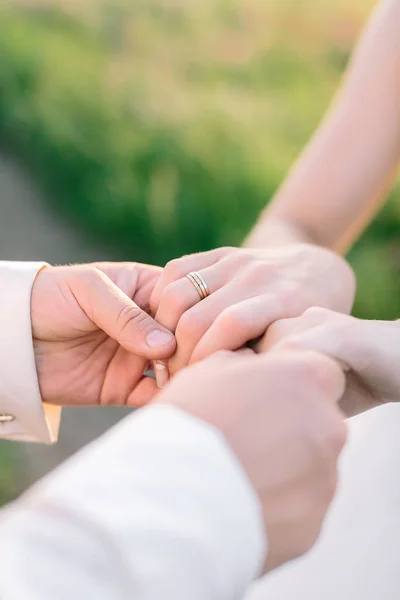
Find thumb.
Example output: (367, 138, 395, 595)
(71, 267, 176, 359)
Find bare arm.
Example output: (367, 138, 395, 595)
(246, 0, 400, 253)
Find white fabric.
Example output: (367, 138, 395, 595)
(0, 261, 60, 442)
(247, 403, 400, 600)
(0, 260, 266, 598)
(1, 260, 399, 600)
(0, 404, 266, 599)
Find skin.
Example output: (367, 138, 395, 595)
(159, 349, 347, 572)
(260, 307, 400, 417)
(150, 246, 354, 382)
(247, 0, 400, 254)
(31, 262, 176, 407)
(24, 2, 400, 583)
(150, 0, 400, 386)
(31, 273, 347, 572)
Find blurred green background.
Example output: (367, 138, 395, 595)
(0, 0, 399, 501)
(1, 0, 399, 320)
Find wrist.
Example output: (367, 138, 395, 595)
(243, 216, 316, 249)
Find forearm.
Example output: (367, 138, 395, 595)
(246, 0, 400, 253)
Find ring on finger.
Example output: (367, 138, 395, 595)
(186, 271, 210, 301)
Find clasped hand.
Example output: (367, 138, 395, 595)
(31, 250, 358, 572)
(32, 243, 354, 408)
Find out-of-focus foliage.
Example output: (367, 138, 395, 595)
(0, 441, 23, 504)
(0, 0, 399, 318)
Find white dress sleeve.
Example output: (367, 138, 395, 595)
(247, 403, 400, 600)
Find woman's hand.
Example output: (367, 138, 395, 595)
(150, 244, 355, 384)
(259, 307, 400, 416)
(32, 262, 176, 407)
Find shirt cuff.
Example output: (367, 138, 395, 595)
(0, 261, 61, 443)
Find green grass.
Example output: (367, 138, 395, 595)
(0, 0, 399, 318)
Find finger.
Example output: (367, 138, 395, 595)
(187, 348, 251, 370)
(305, 352, 346, 406)
(235, 347, 256, 358)
(98, 346, 149, 406)
(258, 350, 346, 405)
(150, 247, 231, 314)
(190, 294, 288, 365)
(168, 280, 249, 375)
(153, 359, 170, 390)
(271, 328, 347, 368)
(341, 370, 378, 416)
(154, 264, 229, 333)
(265, 310, 365, 379)
(70, 268, 176, 359)
(94, 262, 163, 312)
(127, 375, 159, 407)
(256, 316, 304, 353)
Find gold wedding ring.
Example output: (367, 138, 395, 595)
(186, 271, 210, 301)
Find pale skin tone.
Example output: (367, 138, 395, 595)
(158, 349, 347, 572)
(29, 269, 348, 571)
(32, 262, 176, 407)
(33, 1, 400, 398)
(150, 245, 355, 384)
(25, 1, 400, 576)
(260, 307, 400, 417)
(150, 0, 400, 386)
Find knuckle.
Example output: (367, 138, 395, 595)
(117, 304, 149, 336)
(160, 282, 186, 313)
(302, 306, 334, 323)
(212, 246, 235, 259)
(278, 281, 306, 312)
(219, 246, 235, 253)
(274, 338, 303, 354)
(243, 260, 275, 284)
(164, 259, 185, 281)
(177, 311, 205, 340)
(299, 354, 339, 393)
(217, 306, 248, 335)
(263, 319, 293, 347)
(308, 414, 347, 462)
(323, 418, 348, 457)
(279, 286, 298, 309)
(223, 250, 252, 271)
(284, 355, 325, 389)
(208, 349, 233, 364)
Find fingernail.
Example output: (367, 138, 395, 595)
(146, 329, 174, 348)
(154, 360, 169, 389)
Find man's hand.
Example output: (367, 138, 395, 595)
(260, 307, 400, 416)
(158, 349, 347, 571)
(149, 244, 355, 384)
(31, 263, 176, 407)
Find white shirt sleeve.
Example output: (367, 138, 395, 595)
(0, 404, 266, 600)
(0, 261, 61, 443)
